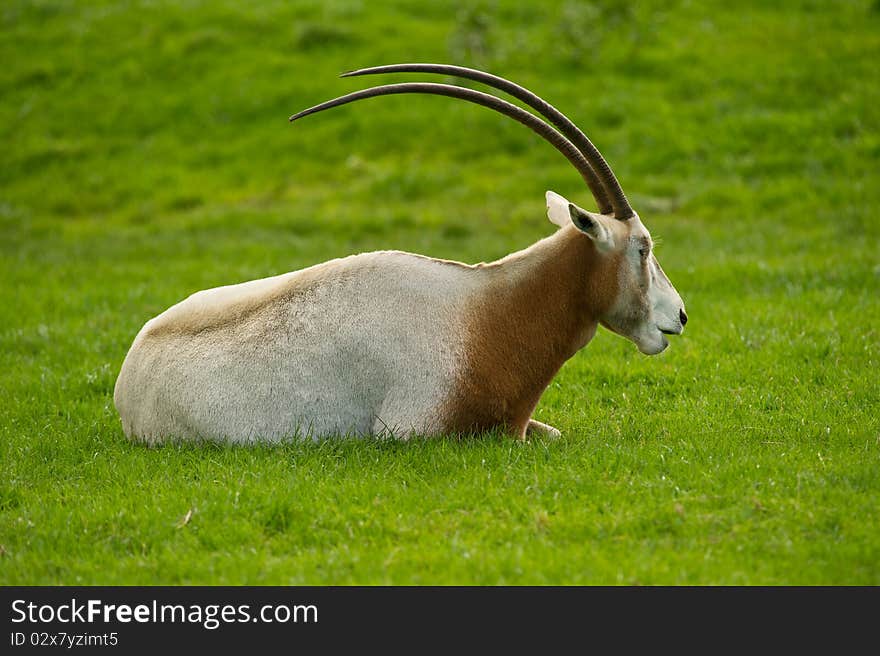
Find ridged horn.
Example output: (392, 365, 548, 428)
(290, 82, 612, 213)
(342, 63, 633, 219)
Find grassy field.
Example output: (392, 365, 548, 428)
(1, 0, 878, 584)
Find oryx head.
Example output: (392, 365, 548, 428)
(546, 191, 686, 354)
(289, 63, 687, 354)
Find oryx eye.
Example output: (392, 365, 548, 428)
(638, 247, 649, 259)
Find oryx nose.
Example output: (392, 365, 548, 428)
(679, 309, 688, 326)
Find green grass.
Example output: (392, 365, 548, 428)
(1, 0, 879, 584)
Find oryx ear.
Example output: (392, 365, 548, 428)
(547, 191, 614, 249)
(568, 203, 615, 251)
(546, 190, 572, 228)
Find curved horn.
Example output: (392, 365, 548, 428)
(342, 63, 633, 220)
(290, 82, 610, 211)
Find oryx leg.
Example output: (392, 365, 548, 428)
(525, 419, 561, 439)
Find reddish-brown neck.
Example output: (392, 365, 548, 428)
(443, 225, 622, 436)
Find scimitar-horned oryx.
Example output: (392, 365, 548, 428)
(114, 63, 688, 443)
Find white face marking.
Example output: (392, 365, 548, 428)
(602, 214, 686, 355)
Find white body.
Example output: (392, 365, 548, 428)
(115, 252, 480, 442)
(115, 191, 686, 443)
